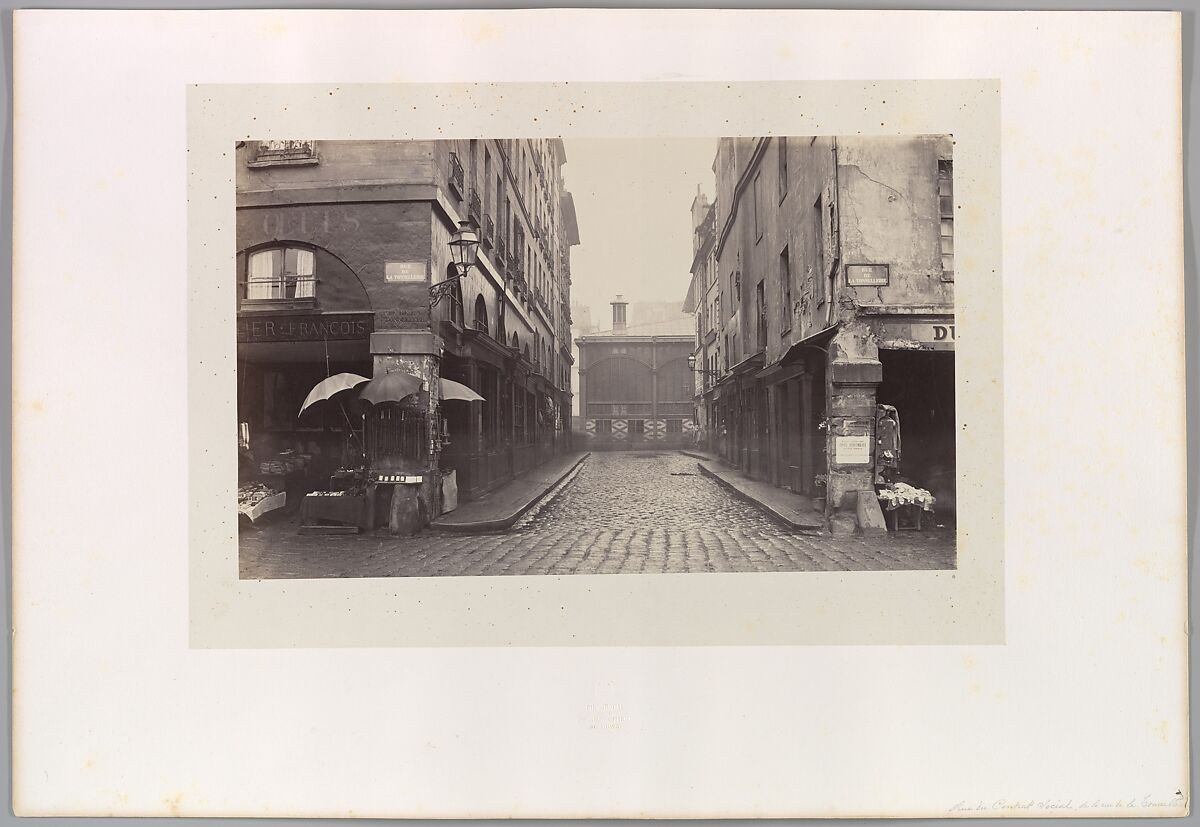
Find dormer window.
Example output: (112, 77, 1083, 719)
(247, 247, 315, 300)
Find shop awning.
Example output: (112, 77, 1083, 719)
(781, 325, 837, 366)
(439, 377, 485, 402)
(756, 361, 806, 384)
(727, 351, 765, 377)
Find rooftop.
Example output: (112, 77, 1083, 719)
(579, 316, 695, 338)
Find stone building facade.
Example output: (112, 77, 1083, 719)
(575, 298, 695, 449)
(693, 135, 956, 529)
(682, 188, 720, 447)
(235, 138, 579, 525)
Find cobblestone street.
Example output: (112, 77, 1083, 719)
(240, 452, 956, 579)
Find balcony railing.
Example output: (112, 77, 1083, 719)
(249, 140, 319, 168)
(469, 188, 482, 222)
(483, 214, 495, 248)
(448, 152, 465, 198)
(495, 236, 508, 270)
(245, 275, 316, 301)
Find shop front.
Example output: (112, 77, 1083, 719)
(872, 317, 956, 518)
(820, 314, 955, 531)
(759, 362, 826, 496)
(236, 311, 375, 525)
(719, 352, 764, 473)
(439, 326, 519, 501)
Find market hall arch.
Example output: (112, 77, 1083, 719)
(585, 355, 655, 410)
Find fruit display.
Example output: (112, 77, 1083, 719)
(238, 482, 278, 505)
(237, 482, 285, 521)
(258, 450, 311, 476)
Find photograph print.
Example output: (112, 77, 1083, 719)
(235, 135, 957, 579)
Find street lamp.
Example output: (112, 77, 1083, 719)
(687, 353, 719, 376)
(431, 219, 480, 306)
(448, 219, 480, 278)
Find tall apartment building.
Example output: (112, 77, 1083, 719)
(235, 138, 580, 520)
(697, 135, 956, 527)
(682, 187, 720, 443)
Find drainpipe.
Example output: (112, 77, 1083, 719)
(828, 137, 841, 328)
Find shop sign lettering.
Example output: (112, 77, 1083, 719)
(237, 314, 373, 343)
(259, 210, 360, 238)
(877, 321, 956, 351)
(911, 323, 955, 342)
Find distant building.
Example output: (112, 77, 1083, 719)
(626, 300, 691, 327)
(570, 302, 596, 335)
(575, 296, 695, 449)
(696, 135, 955, 525)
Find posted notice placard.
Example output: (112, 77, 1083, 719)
(834, 435, 871, 465)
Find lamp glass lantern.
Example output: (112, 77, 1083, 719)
(449, 220, 481, 279)
(687, 354, 697, 372)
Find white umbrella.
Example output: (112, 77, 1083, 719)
(299, 372, 369, 415)
(439, 377, 485, 402)
(358, 370, 424, 405)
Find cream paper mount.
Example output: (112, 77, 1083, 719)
(189, 81, 1003, 649)
(13, 9, 1186, 819)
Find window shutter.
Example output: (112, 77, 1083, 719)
(821, 183, 839, 277)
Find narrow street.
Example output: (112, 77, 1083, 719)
(240, 452, 955, 579)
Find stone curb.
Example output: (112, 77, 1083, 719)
(431, 452, 591, 534)
(694, 459, 827, 533)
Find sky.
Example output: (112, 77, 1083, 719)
(561, 138, 718, 325)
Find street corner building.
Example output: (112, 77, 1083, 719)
(574, 297, 697, 449)
(234, 139, 580, 534)
(684, 135, 956, 535)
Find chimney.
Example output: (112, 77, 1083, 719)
(611, 295, 628, 331)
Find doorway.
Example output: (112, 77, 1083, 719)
(876, 350, 956, 517)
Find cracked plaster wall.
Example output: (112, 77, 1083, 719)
(835, 135, 955, 311)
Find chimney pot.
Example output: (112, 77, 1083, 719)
(611, 295, 628, 330)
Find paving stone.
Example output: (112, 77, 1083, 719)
(240, 452, 956, 579)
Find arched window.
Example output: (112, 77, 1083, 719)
(473, 294, 489, 335)
(246, 246, 315, 300)
(511, 332, 520, 350)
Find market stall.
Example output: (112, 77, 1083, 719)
(236, 425, 287, 526)
(292, 373, 371, 533)
(238, 482, 286, 523)
(871, 404, 937, 531)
